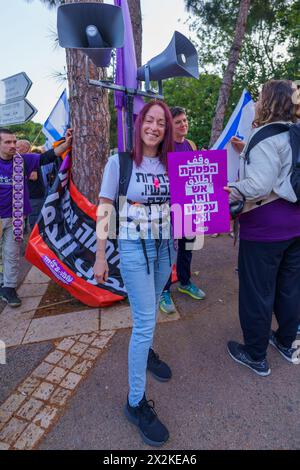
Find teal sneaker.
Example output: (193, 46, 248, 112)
(159, 291, 176, 314)
(178, 282, 206, 300)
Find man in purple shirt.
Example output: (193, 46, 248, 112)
(0, 128, 72, 307)
(159, 107, 206, 314)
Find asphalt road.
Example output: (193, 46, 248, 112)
(35, 236, 300, 450)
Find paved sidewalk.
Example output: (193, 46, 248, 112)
(0, 236, 299, 450)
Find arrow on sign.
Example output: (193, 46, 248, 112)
(0, 72, 32, 104)
(0, 98, 37, 126)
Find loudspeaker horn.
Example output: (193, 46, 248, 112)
(57, 3, 124, 67)
(137, 31, 199, 82)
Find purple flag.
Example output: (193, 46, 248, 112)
(114, 0, 144, 151)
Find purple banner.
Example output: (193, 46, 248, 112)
(114, 0, 144, 151)
(168, 150, 230, 237)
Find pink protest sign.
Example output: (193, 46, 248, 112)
(168, 150, 230, 237)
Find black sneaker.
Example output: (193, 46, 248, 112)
(269, 331, 298, 364)
(227, 341, 271, 376)
(147, 349, 172, 382)
(0, 287, 22, 308)
(124, 395, 169, 447)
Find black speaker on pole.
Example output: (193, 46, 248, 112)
(137, 31, 199, 84)
(57, 3, 124, 67)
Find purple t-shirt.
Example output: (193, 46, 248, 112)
(174, 139, 195, 152)
(0, 153, 41, 218)
(239, 198, 300, 242)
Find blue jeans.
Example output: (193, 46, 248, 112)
(119, 238, 176, 407)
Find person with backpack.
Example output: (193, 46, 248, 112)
(225, 79, 300, 376)
(159, 106, 206, 314)
(93, 101, 176, 447)
(0, 128, 72, 307)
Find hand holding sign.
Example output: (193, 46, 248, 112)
(168, 150, 230, 237)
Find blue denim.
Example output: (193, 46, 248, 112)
(119, 238, 176, 407)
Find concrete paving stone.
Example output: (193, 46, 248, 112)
(23, 267, 50, 284)
(69, 342, 89, 357)
(32, 362, 55, 379)
(68, 335, 82, 341)
(101, 304, 132, 330)
(82, 347, 101, 361)
(33, 405, 60, 429)
(60, 372, 82, 390)
(1, 296, 42, 318)
(0, 393, 27, 413)
(0, 318, 32, 348)
(91, 331, 115, 349)
(17, 283, 48, 299)
(0, 409, 12, 424)
(71, 359, 93, 376)
(22, 310, 100, 343)
(49, 387, 72, 407)
(46, 367, 68, 385)
(55, 338, 76, 352)
(0, 441, 10, 450)
(16, 398, 44, 421)
(44, 350, 65, 365)
(32, 383, 56, 401)
(78, 333, 97, 345)
(14, 423, 44, 450)
(57, 354, 78, 370)
(0, 417, 28, 444)
(0, 342, 53, 403)
(18, 377, 41, 397)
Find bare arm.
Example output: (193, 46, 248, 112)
(93, 197, 114, 284)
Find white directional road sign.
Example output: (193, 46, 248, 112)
(0, 98, 37, 126)
(0, 72, 33, 105)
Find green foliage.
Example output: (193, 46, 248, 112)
(107, 75, 247, 150)
(8, 121, 45, 146)
(163, 74, 245, 149)
(186, 0, 300, 94)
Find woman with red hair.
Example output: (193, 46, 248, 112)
(94, 100, 176, 446)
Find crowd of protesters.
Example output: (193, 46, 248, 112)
(93, 79, 300, 446)
(0, 79, 299, 447)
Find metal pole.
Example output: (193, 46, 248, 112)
(126, 94, 134, 153)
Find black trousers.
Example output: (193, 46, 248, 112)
(164, 237, 193, 291)
(238, 237, 300, 360)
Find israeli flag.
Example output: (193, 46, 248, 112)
(41, 89, 70, 190)
(212, 89, 255, 182)
(42, 89, 70, 150)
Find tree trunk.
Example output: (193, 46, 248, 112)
(127, 0, 143, 68)
(209, 0, 251, 147)
(65, 0, 110, 205)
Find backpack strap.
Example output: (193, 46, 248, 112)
(245, 123, 289, 164)
(118, 152, 133, 197)
(186, 139, 197, 151)
(289, 123, 300, 167)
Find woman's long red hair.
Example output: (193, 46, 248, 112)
(132, 100, 174, 168)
